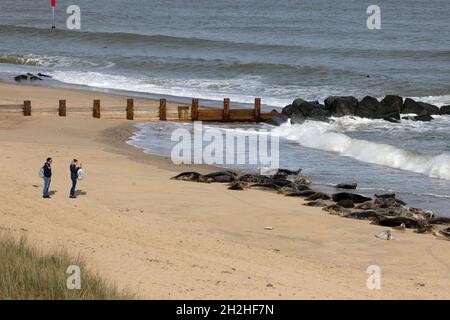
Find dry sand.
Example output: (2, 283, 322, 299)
(1, 82, 450, 299)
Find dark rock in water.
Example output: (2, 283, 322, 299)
(403, 98, 440, 116)
(304, 199, 325, 207)
(356, 96, 381, 119)
(228, 181, 248, 190)
(374, 216, 421, 229)
(290, 101, 331, 123)
(285, 190, 316, 197)
(282, 98, 316, 117)
(344, 210, 381, 221)
(332, 192, 372, 204)
(306, 192, 331, 201)
(14, 74, 28, 82)
(323, 204, 351, 216)
(380, 95, 403, 114)
(324, 96, 359, 117)
(429, 217, 450, 225)
(265, 110, 288, 126)
(335, 182, 357, 189)
(440, 105, 450, 115)
(282, 104, 296, 117)
(375, 193, 396, 199)
(205, 171, 237, 183)
(379, 95, 402, 121)
(337, 199, 354, 208)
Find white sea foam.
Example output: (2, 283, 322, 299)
(272, 121, 450, 180)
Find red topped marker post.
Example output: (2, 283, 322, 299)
(51, 0, 56, 29)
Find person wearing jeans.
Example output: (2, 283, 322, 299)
(42, 158, 52, 198)
(70, 159, 81, 198)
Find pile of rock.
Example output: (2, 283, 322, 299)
(278, 95, 450, 124)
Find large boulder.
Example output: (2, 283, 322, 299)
(290, 101, 331, 124)
(380, 95, 402, 121)
(265, 110, 288, 126)
(355, 96, 382, 118)
(281, 104, 295, 117)
(440, 105, 450, 115)
(282, 98, 321, 118)
(403, 98, 439, 116)
(324, 96, 359, 117)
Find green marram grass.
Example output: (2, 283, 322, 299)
(0, 234, 134, 300)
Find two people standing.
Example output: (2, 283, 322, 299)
(41, 158, 83, 199)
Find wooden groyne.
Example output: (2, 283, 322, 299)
(0, 97, 274, 122)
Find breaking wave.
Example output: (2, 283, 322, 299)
(273, 120, 450, 180)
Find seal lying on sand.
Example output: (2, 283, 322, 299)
(205, 171, 237, 183)
(228, 181, 249, 190)
(238, 174, 272, 183)
(372, 216, 424, 229)
(285, 190, 317, 197)
(332, 192, 372, 204)
(171, 172, 213, 183)
(344, 210, 381, 221)
(272, 168, 302, 179)
(305, 192, 331, 201)
(323, 204, 351, 216)
(250, 183, 281, 191)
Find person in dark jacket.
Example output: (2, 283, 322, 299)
(70, 159, 82, 198)
(42, 157, 52, 198)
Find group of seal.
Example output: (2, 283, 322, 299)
(14, 73, 52, 82)
(171, 169, 450, 240)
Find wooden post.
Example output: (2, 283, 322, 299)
(159, 99, 167, 121)
(223, 98, 230, 121)
(126, 99, 134, 120)
(191, 98, 199, 121)
(254, 98, 261, 121)
(93, 99, 101, 118)
(23, 100, 31, 116)
(59, 100, 67, 117)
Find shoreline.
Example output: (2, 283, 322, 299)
(1, 82, 450, 299)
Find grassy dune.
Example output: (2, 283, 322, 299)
(0, 234, 133, 300)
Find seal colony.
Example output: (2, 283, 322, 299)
(172, 169, 450, 241)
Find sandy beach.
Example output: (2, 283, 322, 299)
(1, 82, 450, 299)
